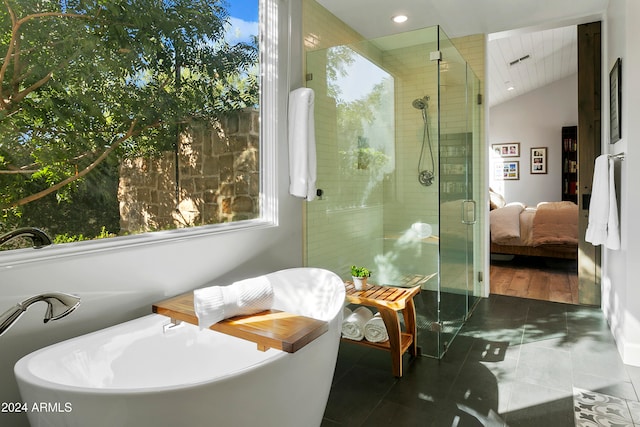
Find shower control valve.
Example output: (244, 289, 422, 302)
(418, 170, 434, 187)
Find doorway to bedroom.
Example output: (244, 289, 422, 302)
(487, 23, 587, 305)
(488, 22, 601, 306)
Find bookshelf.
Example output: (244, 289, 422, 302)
(562, 126, 578, 203)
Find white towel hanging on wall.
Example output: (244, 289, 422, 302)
(288, 87, 317, 201)
(585, 155, 621, 250)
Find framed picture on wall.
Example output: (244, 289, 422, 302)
(492, 142, 520, 158)
(530, 147, 547, 174)
(494, 161, 519, 180)
(610, 57, 622, 143)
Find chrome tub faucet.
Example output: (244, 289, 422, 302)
(0, 227, 53, 248)
(0, 293, 81, 336)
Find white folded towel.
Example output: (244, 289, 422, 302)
(341, 306, 373, 341)
(288, 87, 317, 201)
(586, 155, 621, 249)
(193, 276, 274, 329)
(364, 312, 389, 343)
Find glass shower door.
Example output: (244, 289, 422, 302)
(435, 27, 480, 356)
(304, 25, 481, 360)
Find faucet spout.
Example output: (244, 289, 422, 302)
(0, 227, 52, 248)
(0, 292, 81, 336)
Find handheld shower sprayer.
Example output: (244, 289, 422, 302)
(412, 95, 434, 186)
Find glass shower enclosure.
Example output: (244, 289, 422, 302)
(304, 26, 483, 358)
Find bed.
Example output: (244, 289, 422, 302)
(489, 189, 578, 260)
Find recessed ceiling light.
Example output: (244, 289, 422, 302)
(392, 15, 408, 24)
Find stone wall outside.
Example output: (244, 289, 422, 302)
(118, 109, 260, 233)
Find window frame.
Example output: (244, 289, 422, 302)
(0, 0, 282, 267)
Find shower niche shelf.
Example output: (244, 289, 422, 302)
(440, 132, 472, 198)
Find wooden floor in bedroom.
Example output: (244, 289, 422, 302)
(490, 255, 579, 304)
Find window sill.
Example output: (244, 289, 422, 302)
(0, 219, 277, 268)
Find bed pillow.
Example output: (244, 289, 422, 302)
(489, 188, 506, 210)
(490, 203, 524, 243)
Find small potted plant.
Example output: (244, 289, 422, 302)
(350, 265, 371, 290)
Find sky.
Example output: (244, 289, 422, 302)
(226, 1, 259, 22)
(223, 2, 387, 103)
(225, 1, 259, 44)
(333, 50, 391, 103)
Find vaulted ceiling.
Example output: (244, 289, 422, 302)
(315, 0, 607, 107)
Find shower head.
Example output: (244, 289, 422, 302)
(412, 98, 426, 110)
(412, 96, 430, 110)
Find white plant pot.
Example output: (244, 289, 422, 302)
(352, 276, 368, 291)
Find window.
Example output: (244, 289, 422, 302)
(0, 0, 268, 250)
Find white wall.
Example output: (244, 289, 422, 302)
(489, 74, 578, 206)
(602, 0, 640, 367)
(0, 1, 304, 426)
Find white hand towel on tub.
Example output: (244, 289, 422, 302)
(341, 306, 373, 341)
(364, 312, 389, 343)
(193, 276, 274, 329)
(288, 87, 317, 201)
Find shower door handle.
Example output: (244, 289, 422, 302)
(461, 200, 476, 225)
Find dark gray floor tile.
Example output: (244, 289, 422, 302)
(460, 319, 525, 347)
(448, 361, 502, 416)
(320, 418, 342, 427)
(324, 364, 397, 425)
(466, 338, 519, 362)
(625, 364, 640, 400)
(627, 399, 640, 423)
(439, 333, 475, 363)
(362, 400, 432, 427)
(571, 339, 630, 382)
(515, 344, 573, 392)
(572, 372, 638, 401)
(384, 356, 463, 409)
(504, 381, 575, 426)
(566, 305, 610, 337)
(324, 294, 636, 426)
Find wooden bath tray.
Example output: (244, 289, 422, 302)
(152, 293, 328, 353)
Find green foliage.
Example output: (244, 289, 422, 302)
(340, 146, 391, 171)
(326, 46, 356, 101)
(18, 156, 120, 238)
(350, 265, 371, 278)
(52, 226, 115, 244)
(0, 0, 259, 237)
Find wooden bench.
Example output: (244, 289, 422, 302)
(342, 282, 421, 377)
(153, 293, 328, 353)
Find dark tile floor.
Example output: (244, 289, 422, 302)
(322, 295, 640, 426)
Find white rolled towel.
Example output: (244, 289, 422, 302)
(341, 306, 373, 341)
(364, 312, 389, 343)
(193, 276, 274, 329)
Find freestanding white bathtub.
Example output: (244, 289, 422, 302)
(14, 268, 345, 427)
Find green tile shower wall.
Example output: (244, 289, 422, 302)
(303, 0, 485, 283)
